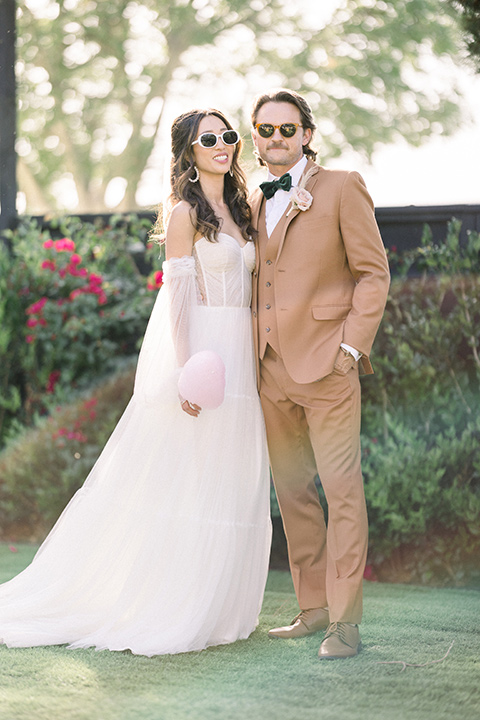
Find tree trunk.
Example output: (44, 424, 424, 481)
(0, 0, 17, 233)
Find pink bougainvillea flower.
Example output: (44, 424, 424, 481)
(41, 259, 56, 271)
(66, 431, 88, 442)
(8, 545, 18, 553)
(88, 273, 103, 286)
(83, 398, 97, 409)
(43, 239, 54, 249)
(38, 317, 47, 327)
(26, 317, 38, 328)
(70, 253, 82, 265)
(69, 288, 83, 301)
(26, 335, 35, 344)
(363, 565, 378, 582)
(46, 370, 61, 394)
(54, 238, 75, 252)
(26, 297, 48, 315)
(147, 270, 163, 291)
(97, 292, 108, 305)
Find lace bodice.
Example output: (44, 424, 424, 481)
(194, 233, 255, 308)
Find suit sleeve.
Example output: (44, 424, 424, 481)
(339, 172, 390, 358)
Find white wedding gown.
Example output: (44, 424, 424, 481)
(0, 233, 271, 656)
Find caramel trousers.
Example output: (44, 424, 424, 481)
(260, 345, 368, 624)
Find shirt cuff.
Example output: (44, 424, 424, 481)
(340, 343, 362, 362)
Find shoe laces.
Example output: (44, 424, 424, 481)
(291, 611, 305, 625)
(325, 622, 351, 644)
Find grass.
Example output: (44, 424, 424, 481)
(1, 543, 479, 720)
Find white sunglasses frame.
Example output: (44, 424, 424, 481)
(191, 130, 240, 148)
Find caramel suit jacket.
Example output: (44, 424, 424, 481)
(250, 159, 391, 384)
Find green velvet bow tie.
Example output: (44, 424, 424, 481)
(259, 173, 292, 199)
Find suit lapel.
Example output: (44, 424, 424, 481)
(251, 160, 321, 261)
(272, 160, 320, 260)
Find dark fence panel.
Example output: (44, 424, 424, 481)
(375, 204, 480, 252)
(14, 204, 480, 255)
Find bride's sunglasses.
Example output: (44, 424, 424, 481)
(255, 123, 302, 138)
(192, 130, 240, 148)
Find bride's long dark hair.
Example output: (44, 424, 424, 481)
(154, 109, 254, 243)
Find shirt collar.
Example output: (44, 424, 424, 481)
(267, 155, 308, 186)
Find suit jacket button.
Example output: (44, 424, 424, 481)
(253, 311, 257, 317)
(266, 327, 271, 332)
(266, 282, 271, 287)
(266, 304, 271, 309)
(266, 260, 272, 265)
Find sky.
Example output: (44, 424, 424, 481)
(336, 71, 480, 208)
(300, 0, 480, 208)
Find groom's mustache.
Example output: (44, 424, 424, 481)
(267, 142, 289, 150)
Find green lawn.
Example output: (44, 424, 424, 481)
(1, 543, 479, 720)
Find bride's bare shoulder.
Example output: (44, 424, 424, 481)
(166, 202, 196, 259)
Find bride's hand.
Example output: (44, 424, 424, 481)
(180, 398, 202, 417)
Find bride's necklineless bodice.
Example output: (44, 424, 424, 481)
(193, 233, 255, 308)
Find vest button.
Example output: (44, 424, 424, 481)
(266, 282, 271, 287)
(266, 327, 271, 332)
(266, 304, 271, 309)
(266, 259, 272, 265)
(253, 311, 257, 317)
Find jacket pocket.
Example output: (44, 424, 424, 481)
(312, 305, 351, 320)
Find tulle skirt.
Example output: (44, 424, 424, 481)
(0, 298, 271, 656)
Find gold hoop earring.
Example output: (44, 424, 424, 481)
(189, 165, 199, 183)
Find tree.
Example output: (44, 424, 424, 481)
(451, 0, 480, 68)
(16, 0, 466, 213)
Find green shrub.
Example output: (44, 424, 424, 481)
(1, 217, 479, 586)
(362, 410, 480, 586)
(0, 215, 163, 447)
(359, 221, 480, 585)
(0, 363, 135, 541)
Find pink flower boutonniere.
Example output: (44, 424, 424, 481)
(286, 167, 316, 216)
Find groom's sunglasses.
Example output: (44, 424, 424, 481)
(255, 123, 303, 139)
(192, 130, 240, 148)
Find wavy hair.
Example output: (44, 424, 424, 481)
(251, 89, 317, 167)
(152, 109, 254, 243)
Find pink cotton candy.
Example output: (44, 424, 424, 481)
(178, 351, 226, 409)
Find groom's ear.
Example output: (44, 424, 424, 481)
(302, 128, 312, 146)
(251, 127, 258, 147)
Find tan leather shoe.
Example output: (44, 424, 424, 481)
(268, 607, 330, 639)
(318, 622, 361, 659)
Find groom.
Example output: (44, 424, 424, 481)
(249, 89, 390, 659)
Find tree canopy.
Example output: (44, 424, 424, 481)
(16, 0, 467, 213)
(451, 0, 480, 68)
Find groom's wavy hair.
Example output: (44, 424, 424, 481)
(251, 89, 317, 167)
(156, 109, 254, 243)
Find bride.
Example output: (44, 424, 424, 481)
(0, 109, 272, 656)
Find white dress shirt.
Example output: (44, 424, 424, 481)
(264, 155, 308, 237)
(262, 155, 361, 362)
